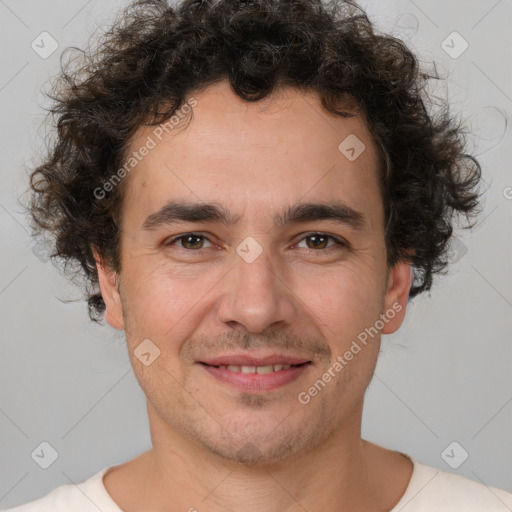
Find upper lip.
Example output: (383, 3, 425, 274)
(199, 353, 312, 367)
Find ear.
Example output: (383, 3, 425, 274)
(93, 249, 125, 330)
(381, 259, 412, 335)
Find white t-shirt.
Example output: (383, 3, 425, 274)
(4, 454, 512, 511)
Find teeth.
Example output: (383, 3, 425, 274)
(256, 365, 274, 374)
(217, 364, 294, 373)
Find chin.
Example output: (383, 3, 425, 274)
(189, 412, 328, 468)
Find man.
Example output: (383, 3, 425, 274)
(7, 0, 512, 510)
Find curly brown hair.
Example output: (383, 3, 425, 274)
(26, 0, 482, 322)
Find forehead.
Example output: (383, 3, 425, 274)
(121, 80, 383, 229)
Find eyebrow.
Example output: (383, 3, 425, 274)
(141, 200, 366, 231)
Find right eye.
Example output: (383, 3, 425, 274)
(164, 233, 215, 251)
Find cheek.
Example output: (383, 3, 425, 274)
(119, 259, 218, 351)
(120, 239, 387, 352)
(299, 262, 385, 348)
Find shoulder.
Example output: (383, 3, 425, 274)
(392, 456, 512, 511)
(2, 466, 121, 512)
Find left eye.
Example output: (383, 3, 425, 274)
(295, 233, 346, 251)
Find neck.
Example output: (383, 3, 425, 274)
(116, 403, 389, 512)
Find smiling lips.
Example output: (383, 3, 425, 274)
(199, 353, 312, 391)
(200, 354, 311, 366)
(213, 363, 298, 373)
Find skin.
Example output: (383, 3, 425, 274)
(95, 79, 414, 512)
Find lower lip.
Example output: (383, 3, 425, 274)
(200, 363, 311, 391)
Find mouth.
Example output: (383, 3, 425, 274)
(202, 362, 309, 373)
(198, 358, 312, 391)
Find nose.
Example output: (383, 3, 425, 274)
(216, 244, 298, 334)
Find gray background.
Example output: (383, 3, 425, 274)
(1, 0, 511, 508)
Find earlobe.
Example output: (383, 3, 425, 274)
(381, 260, 412, 335)
(93, 249, 125, 331)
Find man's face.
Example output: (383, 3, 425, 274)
(97, 80, 410, 465)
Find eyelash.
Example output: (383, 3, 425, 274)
(163, 232, 349, 253)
